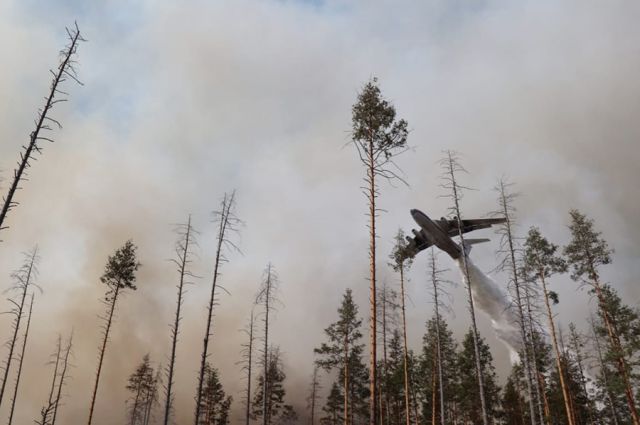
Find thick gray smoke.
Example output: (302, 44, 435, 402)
(456, 256, 522, 362)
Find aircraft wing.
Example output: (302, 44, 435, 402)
(443, 217, 506, 237)
(402, 228, 434, 259)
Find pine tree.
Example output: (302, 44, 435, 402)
(126, 355, 157, 425)
(198, 363, 232, 425)
(315, 288, 365, 425)
(251, 347, 297, 425)
(307, 365, 322, 425)
(87, 240, 140, 425)
(564, 209, 639, 425)
(456, 329, 500, 424)
(321, 383, 344, 425)
(351, 78, 408, 425)
(502, 373, 526, 425)
(522, 227, 574, 425)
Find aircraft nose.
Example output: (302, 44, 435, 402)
(410, 209, 423, 219)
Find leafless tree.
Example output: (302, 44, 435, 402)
(163, 217, 196, 425)
(0, 24, 84, 238)
(87, 241, 140, 425)
(238, 308, 256, 425)
(255, 264, 280, 425)
(194, 191, 241, 424)
(51, 332, 73, 425)
(439, 150, 488, 425)
(589, 315, 619, 425)
(351, 78, 409, 425)
(378, 281, 398, 425)
(7, 293, 34, 425)
(307, 364, 322, 425)
(0, 248, 40, 409)
(492, 178, 538, 425)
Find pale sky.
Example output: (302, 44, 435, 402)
(1, 1, 639, 424)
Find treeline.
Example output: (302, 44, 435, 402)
(0, 25, 638, 425)
(310, 208, 640, 425)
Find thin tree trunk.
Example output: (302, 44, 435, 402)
(591, 277, 639, 425)
(344, 332, 349, 425)
(538, 372, 551, 425)
(0, 27, 81, 234)
(245, 310, 255, 425)
(430, 253, 445, 425)
(399, 267, 412, 425)
(367, 140, 378, 425)
(538, 271, 574, 425)
(382, 285, 391, 425)
(262, 267, 272, 425)
(523, 284, 546, 425)
(568, 325, 594, 425)
(163, 216, 193, 425)
(7, 293, 34, 425)
(498, 182, 538, 425)
(0, 251, 36, 408)
(194, 194, 235, 425)
(88, 283, 121, 425)
(443, 152, 488, 425)
(591, 318, 619, 425)
(431, 356, 437, 425)
(51, 333, 72, 425)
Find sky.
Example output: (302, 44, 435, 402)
(1, 0, 639, 424)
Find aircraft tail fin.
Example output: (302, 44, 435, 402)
(462, 238, 490, 254)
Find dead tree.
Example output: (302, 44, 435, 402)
(589, 315, 619, 425)
(0, 248, 39, 409)
(238, 308, 256, 425)
(390, 230, 414, 425)
(378, 281, 398, 425)
(51, 332, 73, 425)
(255, 264, 280, 425)
(87, 241, 140, 425)
(351, 78, 408, 425)
(163, 217, 196, 425)
(439, 150, 488, 425)
(427, 249, 453, 425)
(307, 364, 322, 425)
(567, 323, 594, 425)
(493, 178, 538, 425)
(194, 192, 241, 425)
(0, 24, 84, 237)
(7, 293, 34, 425)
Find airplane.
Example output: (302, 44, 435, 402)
(401, 209, 506, 260)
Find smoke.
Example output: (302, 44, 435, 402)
(455, 256, 522, 362)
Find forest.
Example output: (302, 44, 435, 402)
(1, 3, 639, 425)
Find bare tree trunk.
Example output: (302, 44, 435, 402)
(163, 216, 193, 425)
(591, 318, 619, 425)
(0, 250, 37, 409)
(87, 283, 121, 425)
(381, 284, 391, 425)
(431, 356, 437, 425)
(244, 310, 256, 425)
(538, 372, 551, 425)
(344, 333, 349, 425)
(0, 25, 82, 236)
(568, 324, 594, 425)
(538, 271, 574, 425)
(194, 193, 237, 424)
(523, 284, 546, 425)
(51, 333, 73, 425)
(309, 365, 320, 425)
(429, 252, 446, 425)
(496, 180, 537, 425)
(443, 151, 488, 425)
(367, 141, 378, 425)
(399, 267, 412, 425)
(7, 293, 34, 425)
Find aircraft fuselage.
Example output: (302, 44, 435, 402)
(410, 209, 464, 259)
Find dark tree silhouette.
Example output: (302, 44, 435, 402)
(238, 308, 256, 425)
(87, 240, 140, 425)
(0, 24, 84, 237)
(7, 293, 34, 425)
(195, 192, 241, 425)
(0, 248, 39, 409)
(163, 217, 196, 425)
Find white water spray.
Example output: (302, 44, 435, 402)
(456, 256, 522, 362)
